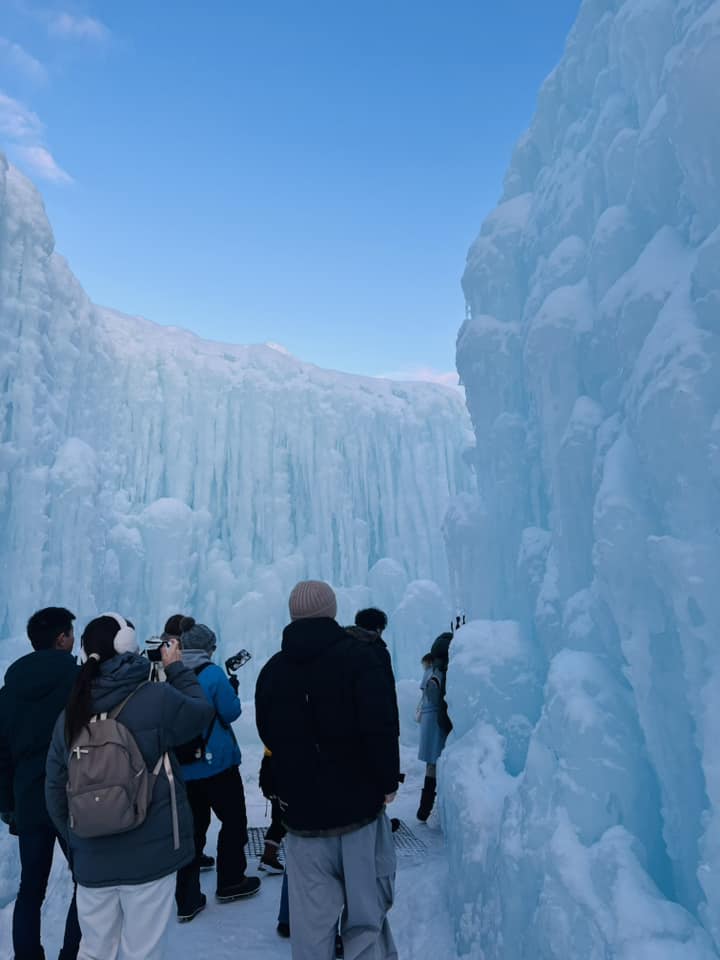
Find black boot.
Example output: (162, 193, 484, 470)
(416, 776, 436, 822)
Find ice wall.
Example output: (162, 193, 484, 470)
(0, 154, 472, 688)
(443, 0, 720, 956)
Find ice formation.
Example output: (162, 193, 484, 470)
(0, 152, 473, 692)
(442, 0, 720, 956)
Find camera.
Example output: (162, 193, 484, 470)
(144, 636, 165, 663)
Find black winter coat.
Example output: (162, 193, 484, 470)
(255, 618, 400, 834)
(345, 625, 399, 737)
(0, 649, 79, 831)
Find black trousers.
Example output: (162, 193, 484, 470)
(265, 797, 286, 847)
(176, 765, 249, 908)
(13, 824, 81, 960)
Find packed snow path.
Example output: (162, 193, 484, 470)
(0, 738, 457, 960)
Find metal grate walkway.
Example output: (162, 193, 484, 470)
(247, 820, 427, 860)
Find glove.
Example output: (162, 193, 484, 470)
(229, 675, 240, 694)
(1, 811, 18, 836)
(259, 754, 275, 800)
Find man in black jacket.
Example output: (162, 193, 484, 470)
(256, 581, 400, 960)
(346, 607, 399, 738)
(0, 607, 81, 960)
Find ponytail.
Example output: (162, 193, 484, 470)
(64, 615, 122, 745)
(65, 656, 103, 744)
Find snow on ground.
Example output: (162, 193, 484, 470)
(0, 710, 457, 960)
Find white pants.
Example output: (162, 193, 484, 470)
(76, 873, 175, 960)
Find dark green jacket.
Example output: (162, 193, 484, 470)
(0, 649, 79, 831)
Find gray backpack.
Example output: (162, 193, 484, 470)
(66, 682, 179, 849)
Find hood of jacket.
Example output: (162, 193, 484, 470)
(91, 653, 152, 713)
(3, 649, 78, 702)
(181, 649, 212, 672)
(281, 618, 347, 665)
(345, 625, 379, 643)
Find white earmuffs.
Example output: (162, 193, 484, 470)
(102, 612, 138, 655)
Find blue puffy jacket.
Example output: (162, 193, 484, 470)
(181, 658, 242, 781)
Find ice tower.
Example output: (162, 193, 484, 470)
(443, 0, 720, 956)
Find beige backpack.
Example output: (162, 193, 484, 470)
(66, 682, 179, 848)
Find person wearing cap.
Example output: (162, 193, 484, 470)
(174, 617, 261, 920)
(255, 580, 401, 960)
(0, 606, 81, 960)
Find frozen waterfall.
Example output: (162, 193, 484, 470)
(0, 153, 473, 693)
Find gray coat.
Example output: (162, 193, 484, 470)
(417, 667, 448, 764)
(45, 653, 214, 888)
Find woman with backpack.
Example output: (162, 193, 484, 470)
(174, 618, 260, 922)
(45, 613, 214, 960)
(416, 632, 453, 822)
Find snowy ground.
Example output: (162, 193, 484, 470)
(0, 724, 457, 960)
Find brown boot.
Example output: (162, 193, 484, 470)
(259, 841, 284, 874)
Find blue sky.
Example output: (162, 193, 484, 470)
(0, 0, 579, 380)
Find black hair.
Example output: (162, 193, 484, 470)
(164, 613, 186, 637)
(355, 608, 388, 633)
(65, 616, 120, 744)
(27, 607, 75, 651)
(430, 632, 453, 670)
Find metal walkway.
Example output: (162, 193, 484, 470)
(247, 820, 427, 860)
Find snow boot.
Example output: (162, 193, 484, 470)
(259, 841, 284, 874)
(390, 817, 400, 833)
(416, 776, 436, 822)
(277, 922, 291, 938)
(177, 893, 207, 923)
(199, 853, 215, 872)
(335, 933, 344, 958)
(216, 876, 261, 902)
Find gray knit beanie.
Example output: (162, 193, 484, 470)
(179, 617, 217, 652)
(289, 581, 337, 621)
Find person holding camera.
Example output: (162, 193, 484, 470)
(45, 613, 213, 960)
(174, 617, 260, 922)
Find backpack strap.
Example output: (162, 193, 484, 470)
(194, 661, 220, 757)
(108, 681, 150, 720)
(150, 752, 180, 851)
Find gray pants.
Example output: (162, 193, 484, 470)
(286, 812, 398, 960)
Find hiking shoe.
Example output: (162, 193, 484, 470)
(216, 876, 261, 902)
(259, 853, 285, 874)
(277, 922, 291, 938)
(199, 853, 215, 872)
(178, 894, 207, 923)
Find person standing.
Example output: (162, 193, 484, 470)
(0, 606, 82, 960)
(174, 618, 260, 921)
(416, 632, 453, 822)
(256, 581, 400, 960)
(45, 614, 214, 960)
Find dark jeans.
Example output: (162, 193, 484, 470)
(265, 797, 286, 847)
(278, 871, 289, 925)
(13, 824, 81, 960)
(176, 765, 249, 909)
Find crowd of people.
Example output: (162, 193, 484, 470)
(0, 582, 454, 960)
